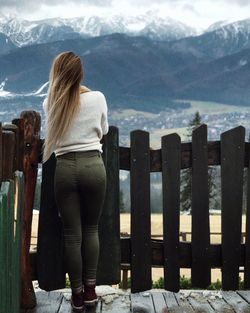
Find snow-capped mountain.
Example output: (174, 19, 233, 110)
(0, 12, 196, 47)
(169, 18, 250, 60)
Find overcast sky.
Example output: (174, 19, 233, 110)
(1, 0, 250, 29)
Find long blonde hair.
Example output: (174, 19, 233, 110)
(42, 51, 89, 163)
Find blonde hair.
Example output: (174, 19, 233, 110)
(42, 51, 89, 163)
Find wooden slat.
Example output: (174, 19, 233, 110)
(130, 130, 151, 292)
(97, 126, 121, 284)
(0, 123, 2, 183)
(20, 111, 41, 309)
(188, 297, 215, 312)
(191, 124, 211, 288)
(174, 293, 195, 313)
(237, 290, 250, 305)
(2, 123, 19, 171)
(13, 171, 24, 313)
(0, 182, 11, 313)
(221, 126, 245, 290)
(207, 297, 234, 313)
(2, 130, 15, 180)
(131, 292, 155, 313)
(161, 133, 181, 292)
(244, 133, 250, 288)
(37, 153, 65, 291)
(12, 118, 25, 171)
(222, 291, 250, 312)
(151, 291, 168, 313)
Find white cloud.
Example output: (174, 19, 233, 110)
(1, 0, 250, 29)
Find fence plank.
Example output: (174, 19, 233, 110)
(12, 118, 25, 171)
(20, 110, 41, 309)
(2, 130, 15, 180)
(0, 181, 14, 313)
(161, 133, 181, 292)
(244, 133, 250, 288)
(3, 124, 19, 171)
(221, 126, 245, 290)
(191, 124, 211, 288)
(97, 126, 121, 284)
(0, 123, 2, 183)
(37, 153, 65, 291)
(13, 171, 24, 313)
(130, 130, 151, 292)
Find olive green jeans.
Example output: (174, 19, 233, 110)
(54, 150, 106, 292)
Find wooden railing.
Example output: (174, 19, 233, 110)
(1, 110, 250, 310)
(37, 122, 250, 294)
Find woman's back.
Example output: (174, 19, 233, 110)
(43, 90, 109, 156)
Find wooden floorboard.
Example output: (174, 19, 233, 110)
(21, 289, 250, 313)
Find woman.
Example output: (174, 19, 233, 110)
(42, 51, 109, 312)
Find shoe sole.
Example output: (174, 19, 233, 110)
(83, 298, 99, 307)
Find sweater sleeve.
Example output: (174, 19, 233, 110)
(101, 93, 109, 135)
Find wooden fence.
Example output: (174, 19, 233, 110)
(1, 110, 250, 310)
(37, 122, 250, 294)
(0, 121, 25, 313)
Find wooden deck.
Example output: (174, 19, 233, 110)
(21, 288, 250, 313)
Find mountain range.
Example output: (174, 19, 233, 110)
(0, 15, 250, 110)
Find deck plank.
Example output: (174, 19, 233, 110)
(237, 290, 250, 304)
(187, 294, 215, 313)
(101, 295, 130, 313)
(151, 291, 168, 313)
(25, 291, 63, 313)
(174, 292, 195, 313)
(207, 296, 235, 313)
(222, 291, 250, 313)
(131, 292, 155, 313)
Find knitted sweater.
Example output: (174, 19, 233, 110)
(43, 90, 109, 156)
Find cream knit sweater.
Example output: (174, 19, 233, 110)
(43, 90, 109, 156)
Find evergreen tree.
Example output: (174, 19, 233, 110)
(180, 111, 218, 212)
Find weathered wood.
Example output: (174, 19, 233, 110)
(13, 171, 24, 313)
(2, 130, 15, 180)
(0, 123, 2, 183)
(161, 133, 181, 292)
(151, 291, 168, 313)
(244, 134, 250, 288)
(191, 124, 211, 288)
(222, 291, 250, 313)
(188, 297, 215, 312)
(20, 111, 41, 309)
(0, 181, 15, 313)
(130, 130, 151, 292)
(12, 118, 25, 171)
(120, 238, 248, 269)
(37, 153, 65, 291)
(221, 126, 245, 290)
(237, 290, 250, 305)
(97, 126, 121, 284)
(131, 292, 155, 313)
(174, 293, 195, 313)
(207, 296, 234, 313)
(3, 123, 19, 171)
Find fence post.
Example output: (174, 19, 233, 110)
(20, 111, 41, 309)
(130, 130, 151, 292)
(221, 126, 245, 290)
(162, 133, 181, 292)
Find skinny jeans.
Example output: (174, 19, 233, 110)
(54, 150, 106, 292)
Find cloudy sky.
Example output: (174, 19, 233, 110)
(0, 0, 250, 29)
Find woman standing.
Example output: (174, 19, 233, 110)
(42, 51, 109, 312)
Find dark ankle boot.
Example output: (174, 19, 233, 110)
(83, 279, 98, 306)
(71, 290, 85, 312)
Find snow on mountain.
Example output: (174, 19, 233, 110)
(0, 12, 196, 47)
